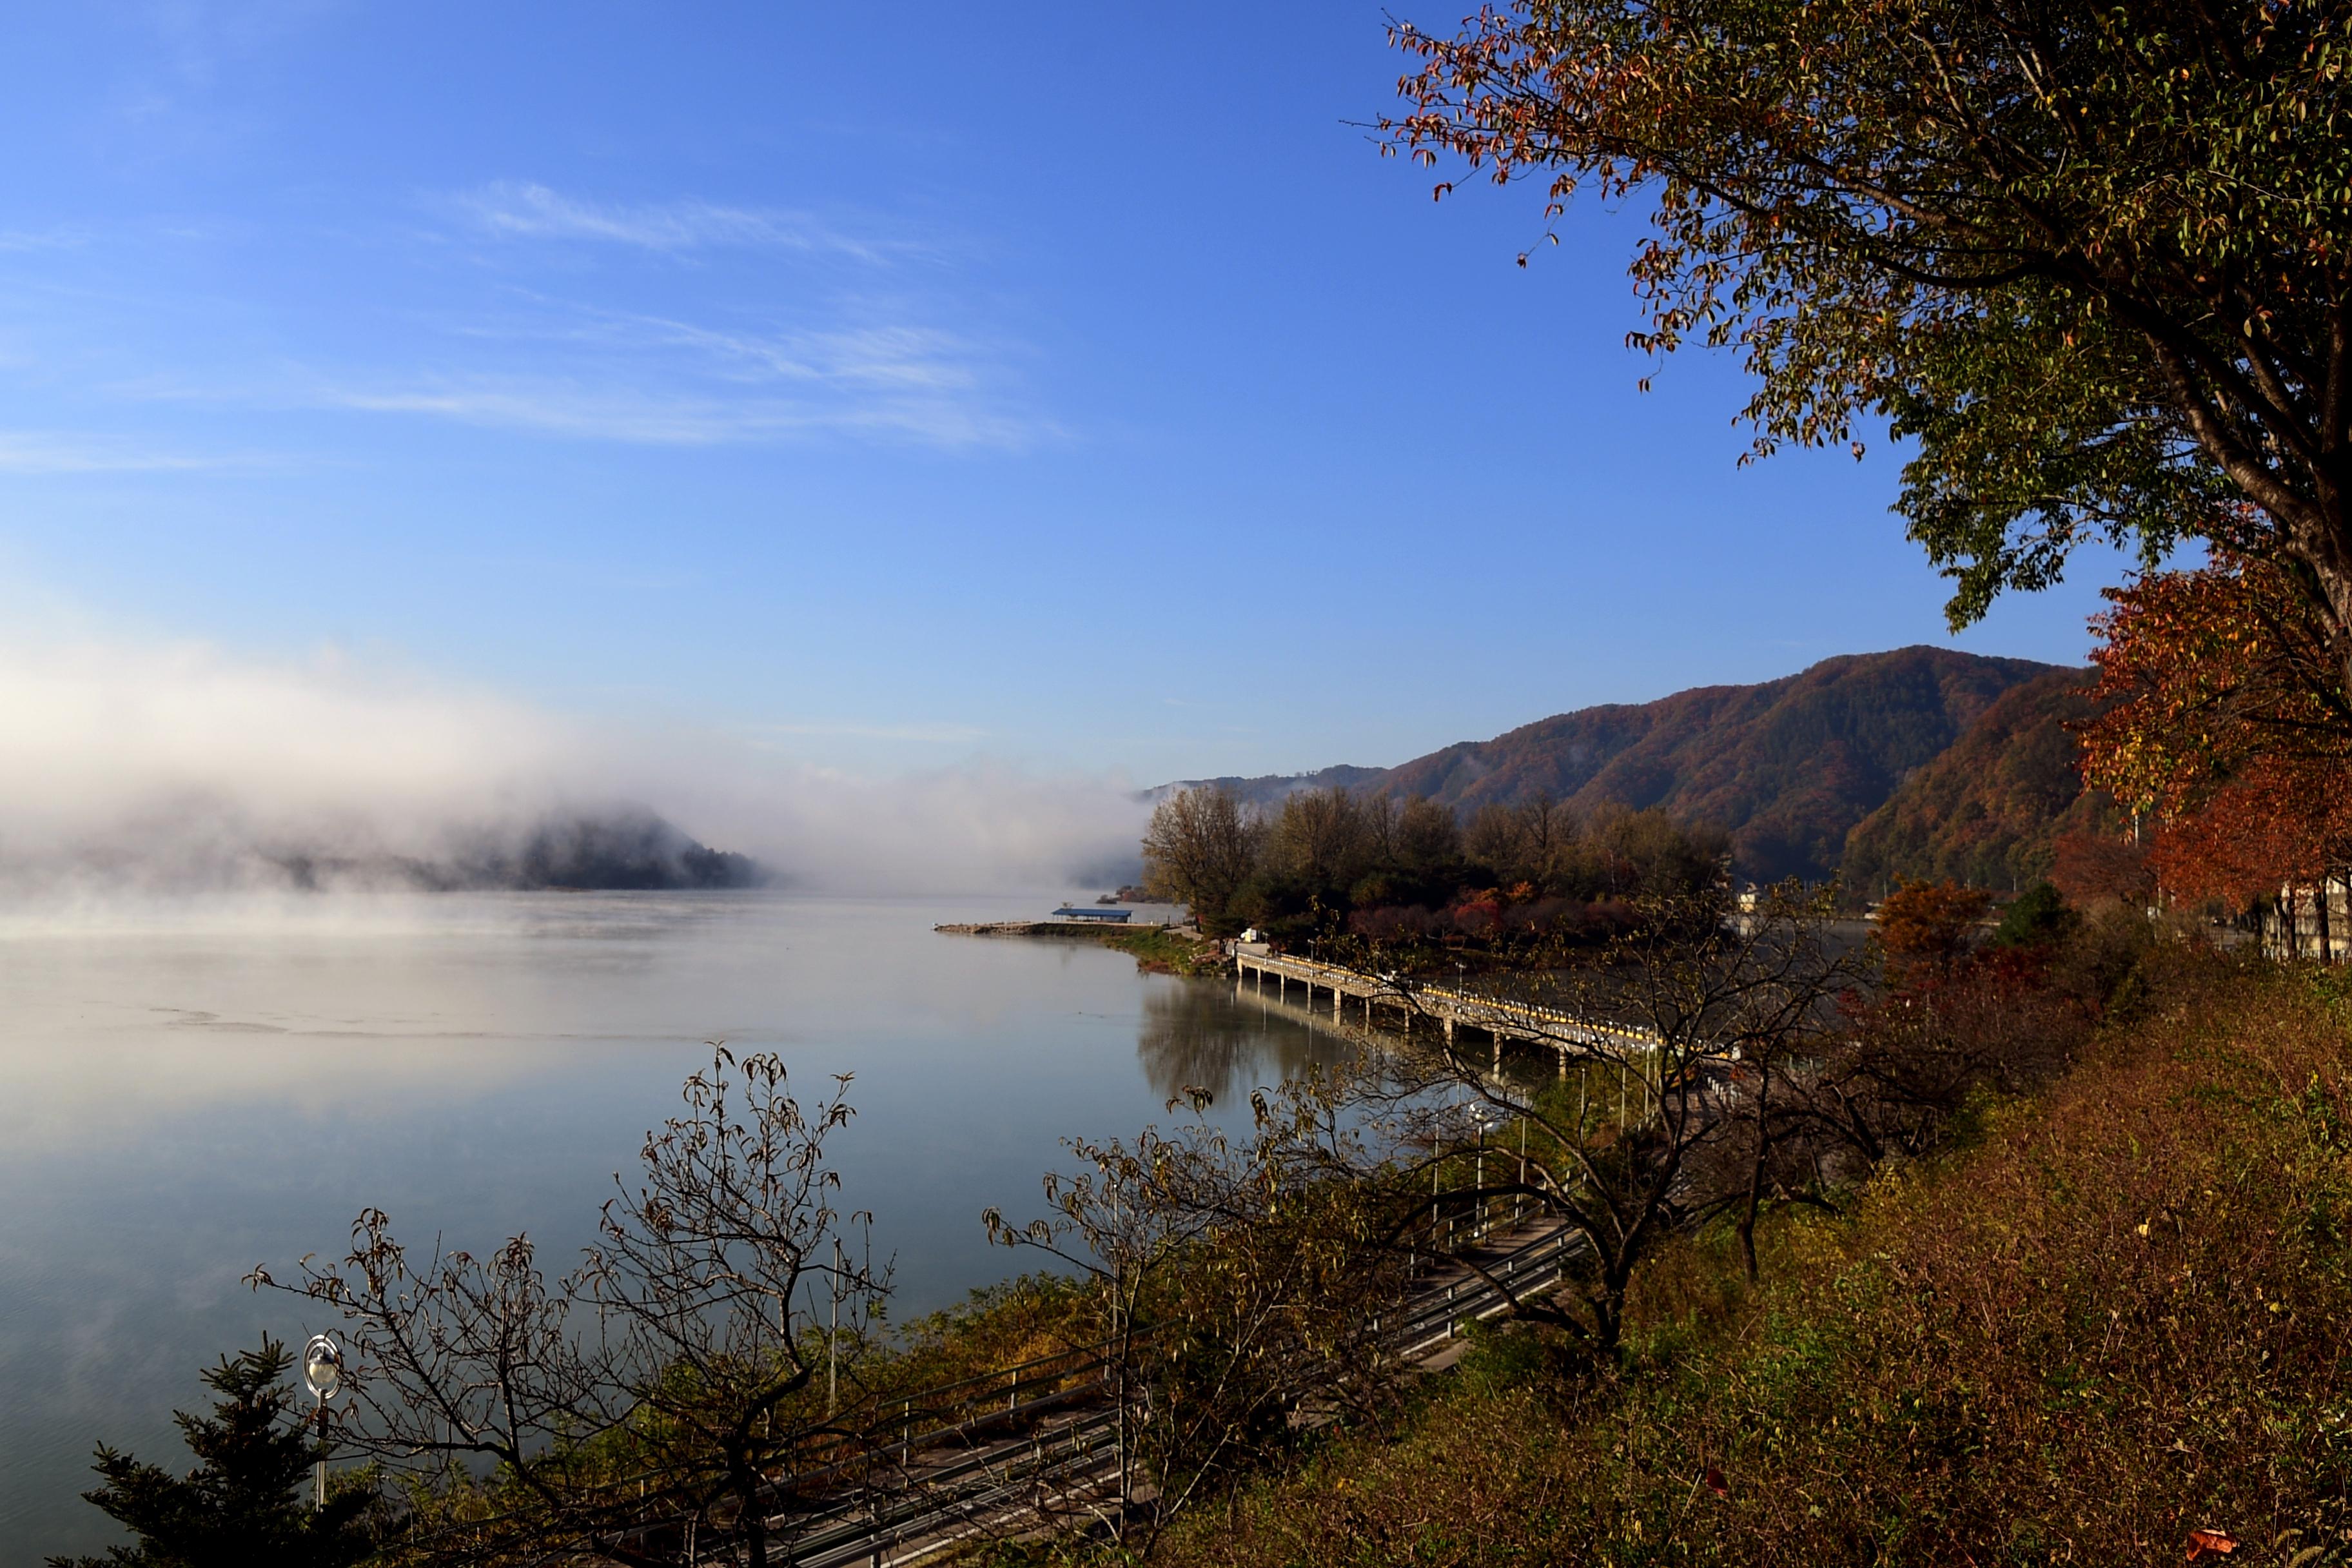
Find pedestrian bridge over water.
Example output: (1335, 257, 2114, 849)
(1231, 948, 1663, 1067)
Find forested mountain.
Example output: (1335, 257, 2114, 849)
(1839, 668, 2121, 899)
(1181, 647, 2061, 883)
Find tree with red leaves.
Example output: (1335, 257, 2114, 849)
(1873, 879, 1992, 980)
(2049, 828, 2155, 910)
(2079, 555, 2352, 944)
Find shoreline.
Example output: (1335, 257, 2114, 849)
(934, 919, 1226, 975)
(932, 919, 1164, 937)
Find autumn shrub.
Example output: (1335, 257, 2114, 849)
(1875, 878, 1994, 977)
(871, 1273, 1099, 1396)
(1145, 954, 2352, 1567)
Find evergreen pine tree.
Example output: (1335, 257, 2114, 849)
(1990, 882, 2080, 951)
(48, 1336, 378, 1568)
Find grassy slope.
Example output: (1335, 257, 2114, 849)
(1148, 958, 2352, 1567)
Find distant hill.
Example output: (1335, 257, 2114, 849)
(1176, 647, 2063, 883)
(268, 808, 772, 892)
(1839, 667, 2121, 899)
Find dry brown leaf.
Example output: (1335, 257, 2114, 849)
(2185, 1527, 2239, 1561)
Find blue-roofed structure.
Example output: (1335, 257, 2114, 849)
(1052, 906, 1132, 923)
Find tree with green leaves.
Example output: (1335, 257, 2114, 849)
(50, 1337, 378, 1568)
(1386, 1, 2352, 696)
(1990, 880, 2081, 948)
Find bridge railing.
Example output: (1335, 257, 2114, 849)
(1237, 950, 1665, 1053)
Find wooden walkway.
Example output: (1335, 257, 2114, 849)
(1233, 948, 1662, 1064)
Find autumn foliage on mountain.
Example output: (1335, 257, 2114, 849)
(1841, 669, 2123, 899)
(2079, 554, 2352, 906)
(1186, 647, 2054, 883)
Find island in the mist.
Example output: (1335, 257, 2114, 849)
(269, 807, 770, 892)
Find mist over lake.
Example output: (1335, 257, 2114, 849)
(0, 891, 1346, 1565)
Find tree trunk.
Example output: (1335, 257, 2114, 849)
(1738, 1063, 1772, 1285)
(2310, 541, 2352, 707)
(1592, 1259, 1629, 1357)
(736, 1457, 769, 1568)
(1112, 1272, 1134, 1545)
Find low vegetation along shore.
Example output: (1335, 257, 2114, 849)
(935, 919, 1227, 977)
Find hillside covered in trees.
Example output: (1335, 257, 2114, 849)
(1841, 669, 2123, 900)
(1180, 647, 2067, 884)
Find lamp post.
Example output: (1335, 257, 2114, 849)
(302, 1334, 342, 1508)
(1517, 1112, 1528, 1224)
(1470, 1104, 1489, 1238)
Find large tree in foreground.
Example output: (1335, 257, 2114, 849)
(1385, 1, 2352, 693)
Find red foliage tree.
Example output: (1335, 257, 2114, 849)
(2049, 829, 2154, 908)
(1874, 879, 1992, 979)
(2079, 554, 2352, 907)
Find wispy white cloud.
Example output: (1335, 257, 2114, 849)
(7, 182, 1052, 457)
(454, 181, 909, 262)
(626, 318, 986, 393)
(445, 305, 993, 395)
(110, 298, 1056, 450)
(0, 431, 266, 474)
(315, 372, 1051, 450)
(744, 720, 990, 746)
(139, 0, 345, 89)
(0, 226, 88, 253)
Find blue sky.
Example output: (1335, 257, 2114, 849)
(0, 1, 2133, 787)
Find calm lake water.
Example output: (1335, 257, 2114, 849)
(0, 891, 1348, 1563)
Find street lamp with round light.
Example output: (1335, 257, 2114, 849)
(302, 1335, 341, 1507)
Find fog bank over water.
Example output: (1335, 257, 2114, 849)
(0, 635, 1150, 897)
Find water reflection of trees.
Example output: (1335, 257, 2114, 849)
(1133, 979, 1356, 1104)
